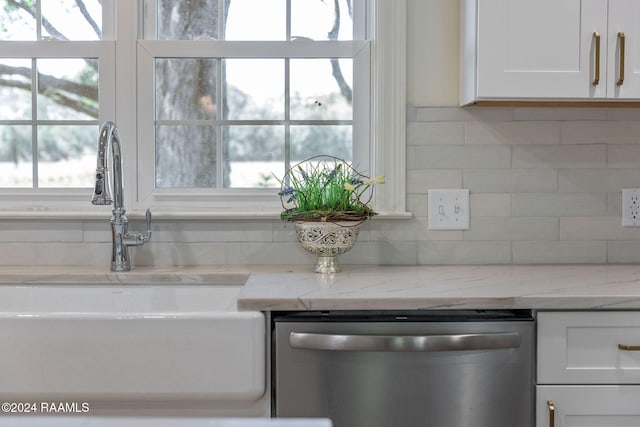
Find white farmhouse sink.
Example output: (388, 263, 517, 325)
(0, 279, 265, 405)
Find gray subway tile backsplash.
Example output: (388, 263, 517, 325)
(465, 121, 561, 145)
(4, 106, 640, 266)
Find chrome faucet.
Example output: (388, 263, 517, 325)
(91, 121, 152, 272)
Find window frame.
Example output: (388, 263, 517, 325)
(136, 39, 369, 209)
(0, 0, 115, 215)
(0, 0, 407, 219)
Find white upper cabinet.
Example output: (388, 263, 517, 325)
(608, 0, 640, 99)
(460, 0, 640, 104)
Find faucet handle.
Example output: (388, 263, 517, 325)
(122, 209, 152, 248)
(145, 208, 152, 239)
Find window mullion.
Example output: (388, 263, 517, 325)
(33, 0, 40, 188)
(284, 57, 290, 173)
(284, 0, 291, 172)
(218, 0, 224, 187)
(353, 0, 367, 40)
(31, 58, 38, 188)
(137, 40, 363, 58)
(36, 1, 42, 40)
(142, 0, 157, 39)
(102, 0, 116, 39)
(219, 0, 225, 40)
(286, 0, 291, 41)
(216, 59, 224, 188)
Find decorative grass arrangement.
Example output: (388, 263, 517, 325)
(278, 155, 385, 223)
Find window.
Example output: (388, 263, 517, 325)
(0, 0, 114, 201)
(137, 0, 369, 209)
(0, 0, 406, 217)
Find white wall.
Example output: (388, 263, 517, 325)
(407, 0, 459, 106)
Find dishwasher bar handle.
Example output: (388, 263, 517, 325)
(289, 331, 521, 352)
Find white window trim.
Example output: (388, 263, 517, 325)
(369, 0, 408, 219)
(135, 40, 369, 211)
(0, 0, 408, 220)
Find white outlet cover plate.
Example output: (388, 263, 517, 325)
(428, 189, 470, 230)
(622, 188, 640, 226)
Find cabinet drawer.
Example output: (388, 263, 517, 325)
(536, 385, 640, 427)
(538, 311, 640, 384)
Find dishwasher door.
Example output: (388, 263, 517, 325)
(273, 310, 534, 427)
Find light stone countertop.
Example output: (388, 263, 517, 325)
(0, 265, 304, 285)
(5, 265, 640, 311)
(237, 264, 640, 311)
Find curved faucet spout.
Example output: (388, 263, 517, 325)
(90, 122, 152, 272)
(91, 122, 123, 209)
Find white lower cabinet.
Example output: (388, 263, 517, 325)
(537, 312, 640, 427)
(536, 385, 640, 426)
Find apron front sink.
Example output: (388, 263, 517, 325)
(0, 281, 265, 403)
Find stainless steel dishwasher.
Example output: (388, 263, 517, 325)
(272, 310, 534, 427)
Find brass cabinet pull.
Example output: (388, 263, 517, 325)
(617, 32, 626, 86)
(593, 32, 601, 85)
(547, 400, 555, 427)
(618, 344, 640, 350)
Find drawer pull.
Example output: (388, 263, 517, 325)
(547, 400, 555, 427)
(618, 344, 640, 351)
(617, 32, 626, 86)
(593, 31, 601, 86)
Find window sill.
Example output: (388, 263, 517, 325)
(0, 209, 413, 221)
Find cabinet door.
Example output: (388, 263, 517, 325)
(538, 311, 640, 384)
(608, 0, 640, 98)
(476, 0, 607, 99)
(537, 386, 640, 427)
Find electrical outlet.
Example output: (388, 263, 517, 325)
(622, 189, 640, 226)
(428, 189, 470, 230)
